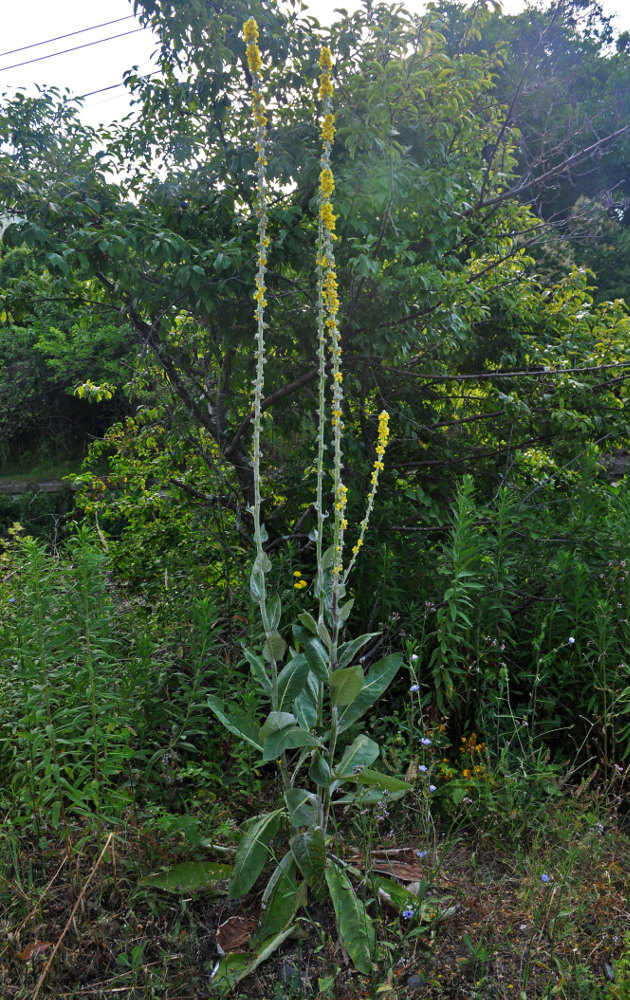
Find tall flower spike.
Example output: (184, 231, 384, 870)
(243, 18, 271, 617)
(344, 410, 390, 582)
(316, 45, 345, 589)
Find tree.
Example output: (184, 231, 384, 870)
(0, 0, 628, 550)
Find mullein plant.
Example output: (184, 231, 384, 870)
(208, 20, 407, 986)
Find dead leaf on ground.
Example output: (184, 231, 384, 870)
(216, 914, 259, 956)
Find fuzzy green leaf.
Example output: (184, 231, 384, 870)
(290, 828, 326, 901)
(337, 653, 403, 733)
(229, 810, 284, 899)
(330, 664, 364, 706)
(325, 861, 375, 974)
(138, 861, 233, 894)
(284, 787, 320, 827)
(276, 655, 310, 712)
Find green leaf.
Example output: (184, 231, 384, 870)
(266, 594, 282, 630)
(292, 673, 320, 731)
(252, 854, 305, 945)
(210, 926, 295, 994)
(338, 653, 403, 733)
(321, 545, 336, 570)
(229, 810, 284, 899)
(297, 611, 317, 634)
(334, 734, 379, 781)
(337, 632, 379, 670)
(339, 598, 355, 622)
(373, 875, 428, 912)
(263, 630, 287, 663)
(277, 654, 309, 712)
(355, 768, 411, 793)
(243, 647, 271, 695)
(260, 712, 322, 761)
(284, 787, 320, 827)
(138, 861, 233, 894)
(325, 861, 375, 974)
(207, 696, 263, 753)
(330, 665, 364, 706)
(303, 635, 330, 681)
(309, 752, 331, 788)
(290, 828, 327, 901)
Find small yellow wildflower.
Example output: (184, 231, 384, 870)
(321, 113, 336, 144)
(320, 202, 337, 233)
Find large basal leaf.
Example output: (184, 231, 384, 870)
(355, 768, 411, 793)
(138, 861, 233, 894)
(337, 653, 403, 733)
(207, 696, 263, 753)
(330, 664, 364, 706)
(284, 787, 320, 827)
(252, 853, 306, 945)
(229, 810, 284, 900)
(210, 926, 295, 995)
(276, 654, 310, 712)
(325, 861, 375, 975)
(290, 827, 326, 901)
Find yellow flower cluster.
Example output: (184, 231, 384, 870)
(320, 201, 337, 235)
(322, 268, 339, 318)
(335, 483, 348, 512)
(243, 18, 262, 74)
(320, 168, 334, 198)
(321, 113, 336, 144)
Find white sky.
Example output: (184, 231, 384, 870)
(1, 0, 629, 127)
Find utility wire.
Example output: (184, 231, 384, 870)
(0, 28, 147, 74)
(78, 71, 159, 101)
(0, 16, 135, 60)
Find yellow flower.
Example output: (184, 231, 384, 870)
(320, 202, 337, 233)
(319, 168, 335, 197)
(321, 113, 336, 144)
(243, 18, 258, 44)
(318, 46, 333, 72)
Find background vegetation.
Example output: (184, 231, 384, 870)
(0, 0, 628, 996)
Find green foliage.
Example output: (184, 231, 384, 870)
(0, 247, 133, 466)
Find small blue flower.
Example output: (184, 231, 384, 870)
(429, 784, 437, 792)
(541, 873, 550, 883)
(402, 908, 414, 920)
(415, 849, 427, 858)
(9, 597, 15, 603)
(568, 636, 575, 645)
(421, 737, 431, 746)
(418, 764, 427, 773)
(410, 684, 419, 693)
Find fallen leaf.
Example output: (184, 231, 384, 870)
(216, 914, 259, 956)
(18, 941, 52, 961)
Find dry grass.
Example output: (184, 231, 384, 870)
(1, 787, 629, 1000)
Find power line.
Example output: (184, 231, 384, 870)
(0, 28, 147, 74)
(78, 72, 159, 101)
(0, 16, 135, 60)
